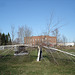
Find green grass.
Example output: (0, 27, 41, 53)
(61, 48, 75, 55)
(0, 49, 75, 75)
(57, 46, 75, 55)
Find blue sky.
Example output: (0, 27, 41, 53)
(0, 0, 75, 42)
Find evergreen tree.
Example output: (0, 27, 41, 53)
(1, 33, 5, 45)
(0, 32, 12, 45)
(9, 38, 12, 45)
(5, 35, 8, 45)
(8, 33, 12, 45)
(0, 33, 1, 45)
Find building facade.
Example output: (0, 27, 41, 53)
(24, 35, 56, 46)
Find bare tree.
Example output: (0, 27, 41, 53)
(11, 25, 15, 44)
(43, 12, 63, 46)
(47, 12, 63, 35)
(52, 28, 60, 46)
(0, 32, 1, 45)
(17, 26, 24, 44)
(13, 38, 20, 44)
(24, 25, 32, 44)
(73, 40, 75, 46)
(62, 35, 67, 46)
(17, 25, 32, 44)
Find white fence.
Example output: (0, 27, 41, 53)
(0, 46, 4, 50)
(0, 44, 33, 50)
(0, 45, 15, 50)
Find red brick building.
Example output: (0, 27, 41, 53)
(24, 35, 56, 46)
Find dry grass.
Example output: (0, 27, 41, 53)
(0, 49, 75, 75)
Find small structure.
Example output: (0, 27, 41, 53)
(58, 42, 75, 46)
(14, 46, 28, 56)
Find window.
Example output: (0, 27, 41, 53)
(38, 39, 39, 41)
(45, 38, 47, 40)
(33, 39, 34, 42)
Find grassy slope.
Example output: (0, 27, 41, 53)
(57, 46, 75, 55)
(0, 49, 75, 75)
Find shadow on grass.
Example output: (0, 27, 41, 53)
(0, 54, 37, 64)
(43, 55, 75, 65)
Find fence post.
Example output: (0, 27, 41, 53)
(37, 46, 42, 61)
